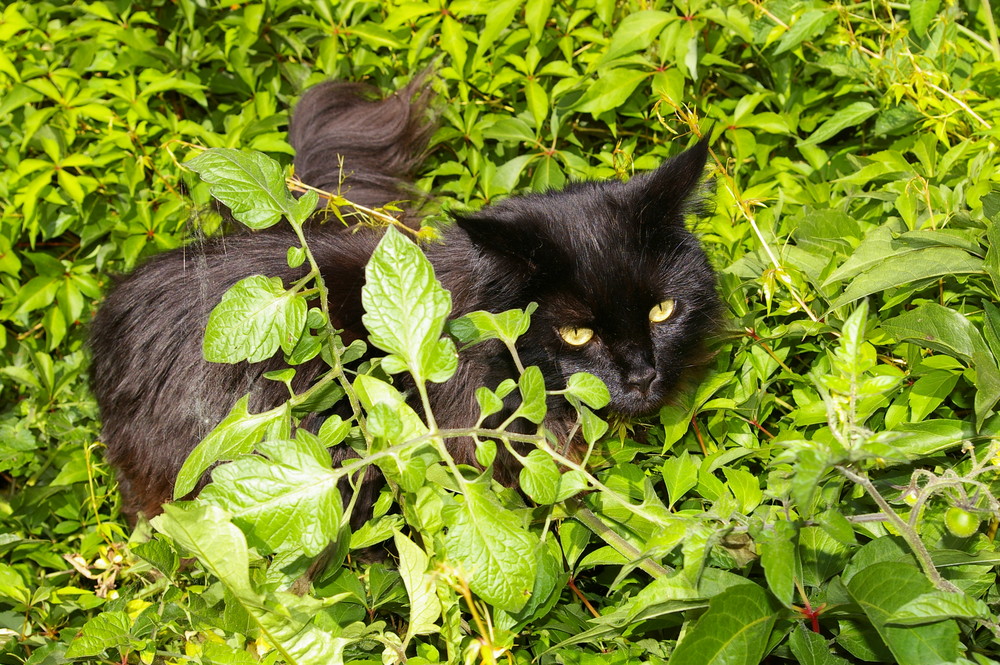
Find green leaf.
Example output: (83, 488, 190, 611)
(152, 504, 348, 664)
(578, 405, 608, 446)
(444, 479, 539, 613)
(394, 531, 442, 640)
(757, 520, 801, 607)
(515, 365, 547, 424)
(575, 68, 650, 115)
(450, 304, 536, 346)
(789, 445, 828, 518)
(204, 275, 308, 364)
(65, 611, 133, 659)
(722, 467, 763, 514)
(880, 303, 990, 363)
(152, 504, 255, 596)
(847, 562, 962, 665)
(909, 0, 940, 37)
(174, 397, 291, 498)
(984, 221, 1000, 295)
(662, 451, 699, 509)
(827, 248, 982, 309)
(200, 437, 343, 557)
(908, 371, 960, 421)
(600, 10, 672, 63)
(317, 415, 351, 447)
(789, 624, 850, 665)
(667, 583, 779, 665)
(186, 149, 302, 229)
(799, 102, 878, 146)
(349, 24, 405, 49)
(774, 9, 836, 55)
(362, 228, 455, 384)
(519, 449, 561, 504)
(565, 372, 611, 409)
(887, 590, 992, 625)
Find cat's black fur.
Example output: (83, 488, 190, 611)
(89, 79, 720, 523)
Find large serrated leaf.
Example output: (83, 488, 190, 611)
(175, 397, 291, 498)
(361, 228, 455, 384)
(152, 504, 349, 664)
(186, 148, 308, 228)
(204, 275, 308, 364)
(200, 437, 343, 557)
(444, 479, 538, 613)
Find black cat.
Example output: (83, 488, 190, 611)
(89, 79, 720, 523)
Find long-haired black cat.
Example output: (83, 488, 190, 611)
(89, 79, 720, 523)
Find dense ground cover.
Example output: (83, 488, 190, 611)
(2, 0, 1000, 662)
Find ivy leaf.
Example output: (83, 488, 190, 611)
(444, 479, 539, 613)
(362, 228, 455, 384)
(204, 275, 307, 364)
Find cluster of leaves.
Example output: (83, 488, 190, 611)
(2, 0, 1000, 663)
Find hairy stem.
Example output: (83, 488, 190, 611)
(836, 464, 959, 593)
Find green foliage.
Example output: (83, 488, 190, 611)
(2, 0, 1000, 664)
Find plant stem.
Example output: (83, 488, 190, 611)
(571, 504, 671, 578)
(287, 221, 371, 446)
(836, 464, 959, 593)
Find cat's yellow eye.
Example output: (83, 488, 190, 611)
(558, 326, 594, 346)
(649, 299, 676, 323)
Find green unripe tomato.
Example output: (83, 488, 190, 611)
(944, 507, 980, 538)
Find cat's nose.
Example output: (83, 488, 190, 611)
(626, 366, 656, 393)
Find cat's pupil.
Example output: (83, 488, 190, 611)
(649, 299, 676, 323)
(558, 326, 594, 346)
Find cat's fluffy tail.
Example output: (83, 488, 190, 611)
(289, 77, 434, 213)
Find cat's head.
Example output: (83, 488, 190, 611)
(456, 141, 720, 417)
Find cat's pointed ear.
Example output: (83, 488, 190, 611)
(629, 138, 710, 223)
(453, 212, 550, 267)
